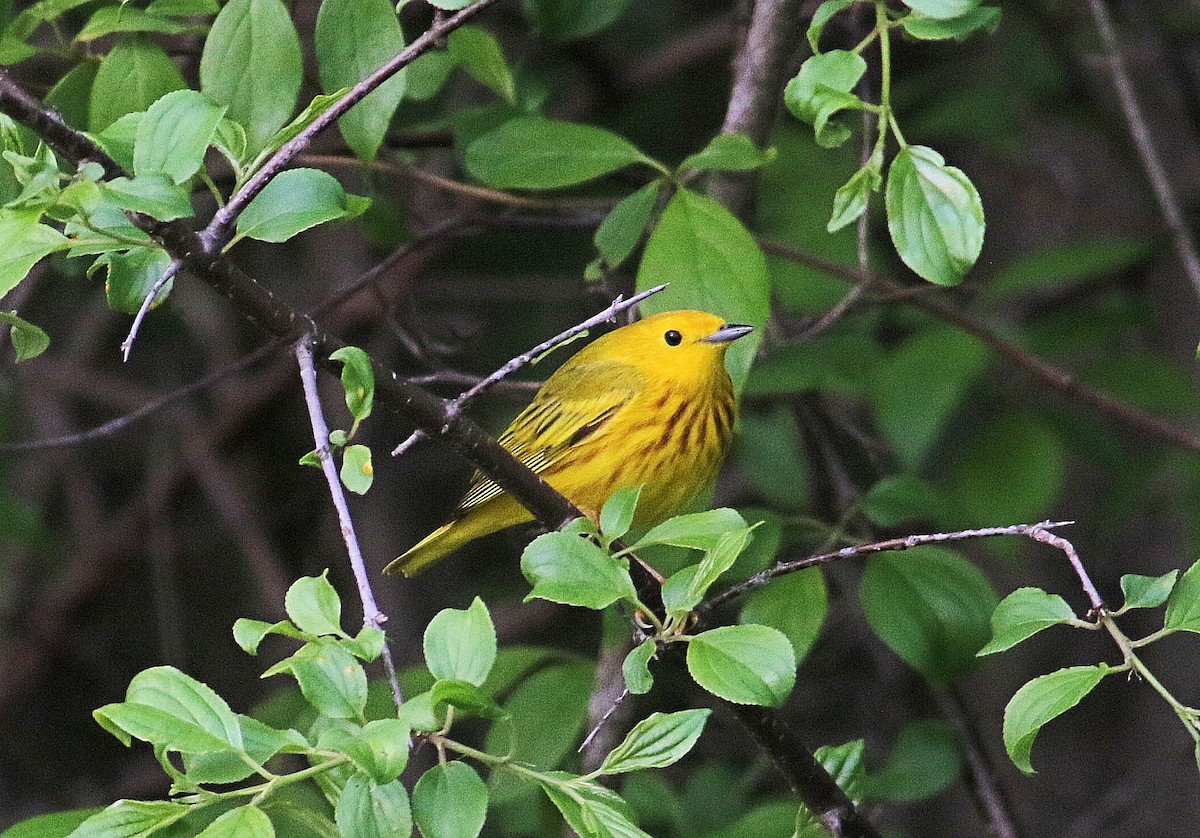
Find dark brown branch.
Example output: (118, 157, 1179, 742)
(0, 68, 583, 537)
(759, 237, 1200, 457)
(707, 0, 806, 215)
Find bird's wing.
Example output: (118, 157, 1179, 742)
(453, 361, 641, 514)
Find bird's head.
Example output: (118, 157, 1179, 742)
(592, 310, 753, 386)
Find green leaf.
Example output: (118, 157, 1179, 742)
(740, 568, 827, 665)
(635, 188, 770, 391)
(860, 547, 997, 685)
(678, 134, 775, 173)
(321, 719, 411, 784)
(89, 37, 185, 132)
(275, 639, 368, 720)
(901, 7, 1000, 40)
(813, 738, 866, 801)
(594, 182, 658, 270)
(45, 60, 97, 131)
(430, 679, 505, 721)
(0, 310, 49, 361)
(783, 50, 867, 148)
(102, 246, 173, 315)
(396, 691, 440, 733)
(146, 0, 220, 13)
(424, 597, 496, 687)
(448, 25, 515, 103)
(871, 326, 989, 469)
(484, 662, 593, 801)
(861, 719, 961, 801)
(662, 527, 752, 614)
(1119, 570, 1178, 612)
(335, 774, 412, 838)
(412, 762, 488, 838)
(901, 0, 981, 19)
(3, 809, 100, 838)
(1003, 665, 1110, 774)
(465, 116, 650, 189)
(632, 508, 748, 552)
(195, 806, 275, 838)
(828, 152, 882, 232)
(599, 485, 642, 544)
(861, 474, 949, 527)
(235, 168, 366, 243)
(94, 665, 242, 752)
(621, 639, 655, 695)
(340, 444, 373, 494)
(93, 112, 142, 172)
(686, 624, 796, 707)
(133, 89, 225, 184)
(232, 617, 304, 654)
(885, 144, 985, 285)
(200, 0, 302, 154)
(808, 0, 856, 51)
(315, 0, 406, 160)
(284, 571, 343, 636)
(986, 238, 1151, 298)
(520, 0, 633, 41)
(540, 775, 650, 838)
(733, 406, 810, 511)
(977, 587, 1076, 656)
(345, 625, 385, 661)
(103, 175, 194, 221)
(954, 412, 1063, 526)
(0, 211, 66, 297)
(184, 715, 307, 784)
(521, 531, 636, 609)
(599, 709, 710, 774)
(1165, 559, 1200, 633)
(405, 50, 455, 101)
(328, 345, 375, 422)
(64, 800, 189, 838)
(76, 5, 194, 41)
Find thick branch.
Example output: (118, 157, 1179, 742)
(0, 69, 582, 537)
(708, 0, 806, 215)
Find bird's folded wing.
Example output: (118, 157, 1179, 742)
(454, 367, 638, 514)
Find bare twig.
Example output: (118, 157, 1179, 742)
(121, 258, 180, 361)
(759, 237, 1200, 457)
(200, 0, 504, 253)
(0, 342, 277, 453)
(391, 283, 668, 456)
(1084, 0, 1200, 305)
(295, 333, 403, 711)
(699, 520, 1077, 616)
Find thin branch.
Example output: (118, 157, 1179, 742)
(121, 258, 181, 361)
(1084, 0, 1200, 305)
(934, 688, 1023, 838)
(391, 283, 668, 456)
(200, 0, 504, 252)
(759, 237, 1200, 457)
(699, 520, 1078, 616)
(295, 333, 403, 711)
(0, 342, 277, 453)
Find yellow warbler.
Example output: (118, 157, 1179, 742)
(384, 310, 752, 576)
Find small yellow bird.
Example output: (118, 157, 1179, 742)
(384, 310, 752, 576)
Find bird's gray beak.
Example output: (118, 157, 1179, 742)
(703, 323, 754, 344)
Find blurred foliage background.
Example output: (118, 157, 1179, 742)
(3, 0, 1200, 835)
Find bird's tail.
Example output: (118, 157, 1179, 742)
(383, 512, 498, 576)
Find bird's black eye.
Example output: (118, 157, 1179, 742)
(664, 330, 682, 346)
